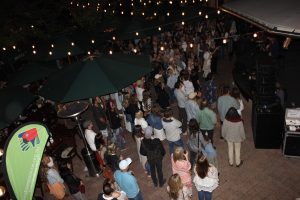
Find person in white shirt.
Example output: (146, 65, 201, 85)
(174, 81, 188, 135)
(181, 70, 195, 96)
(135, 80, 145, 104)
(83, 120, 97, 151)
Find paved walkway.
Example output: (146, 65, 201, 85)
(42, 57, 300, 200)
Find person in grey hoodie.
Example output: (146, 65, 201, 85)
(162, 109, 184, 154)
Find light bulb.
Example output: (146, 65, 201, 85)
(68, 51, 71, 55)
(190, 43, 193, 48)
(133, 48, 137, 53)
(51, 44, 54, 48)
(131, 12, 134, 15)
(181, 21, 185, 25)
(112, 36, 116, 40)
(71, 42, 75, 46)
(49, 51, 52, 55)
(33, 50, 36, 54)
(253, 33, 258, 38)
(223, 39, 227, 44)
(91, 40, 95, 44)
(199, 11, 202, 15)
(205, 14, 208, 19)
(154, 12, 157, 16)
(182, 12, 185, 16)
(0, 186, 6, 197)
(31, 25, 34, 28)
(136, 32, 139, 36)
(109, 50, 113, 54)
(217, 10, 221, 14)
(121, 11, 124, 15)
(169, 1, 173, 4)
(158, 27, 161, 31)
(88, 51, 91, 55)
(167, 12, 170, 16)
(12, 45, 16, 49)
(32, 45, 35, 49)
(142, 12, 145, 16)
(2, 47, 6, 51)
(160, 46, 164, 51)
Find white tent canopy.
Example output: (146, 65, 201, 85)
(221, 0, 300, 37)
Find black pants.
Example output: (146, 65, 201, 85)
(149, 159, 164, 186)
(200, 129, 214, 144)
(178, 107, 187, 133)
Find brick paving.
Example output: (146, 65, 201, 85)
(42, 58, 300, 200)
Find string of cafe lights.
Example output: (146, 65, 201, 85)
(1, 8, 263, 57)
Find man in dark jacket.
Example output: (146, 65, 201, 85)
(140, 126, 166, 187)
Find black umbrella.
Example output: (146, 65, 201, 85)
(0, 87, 36, 129)
(39, 53, 152, 103)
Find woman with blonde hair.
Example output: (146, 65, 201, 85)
(171, 147, 192, 199)
(167, 174, 191, 200)
(193, 155, 219, 200)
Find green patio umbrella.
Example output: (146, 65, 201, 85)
(39, 53, 152, 103)
(8, 62, 57, 86)
(0, 87, 36, 129)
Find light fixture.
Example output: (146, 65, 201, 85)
(142, 12, 145, 16)
(0, 186, 6, 197)
(31, 25, 34, 28)
(167, 12, 170, 16)
(91, 40, 95, 44)
(131, 12, 134, 15)
(182, 12, 185, 16)
(33, 50, 36, 54)
(154, 12, 157, 16)
(133, 48, 137, 53)
(199, 11, 202, 15)
(181, 21, 185, 25)
(51, 44, 54, 48)
(283, 37, 292, 49)
(205, 14, 208, 19)
(160, 46, 164, 51)
(32, 45, 35, 49)
(71, 42, 75, 46)
(68, 51, 71, 55)
(222, 39, 227, 44)
(0, 149, 3, 157)
(88, 51, 91, 55)
(217, 10, 221, 14)
(49, 51, 52, 55)
(121, 11, 124, 15)
(112, 36, 116, 40)
(189, 43, 193, 48)
(2, 47, 6, 51)
(158, 27, 161, 31)
(12, 45, 16, 49)
(109, 50, 113, 54)
(169, 0, 173, 4)
(253, 33, 258, 38)
(136, 32, 139, 36)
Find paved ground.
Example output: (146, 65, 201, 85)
(42, 57, 300, 200)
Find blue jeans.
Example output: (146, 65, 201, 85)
(129, 191, 144, 200)
(198, 190, 212, 200)
(168, 139, 184, 154)
(145, 161, 151, 175)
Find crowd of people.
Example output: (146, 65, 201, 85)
(40, 14, 250, 200)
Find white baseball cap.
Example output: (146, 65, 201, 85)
(119, 157, 132, 170)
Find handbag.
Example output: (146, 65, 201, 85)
(47, 182, 65, 199)
(79, 183, 85, 193)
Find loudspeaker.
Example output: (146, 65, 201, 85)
(283, 132, 300, 157)
(252, 104, 284, 149)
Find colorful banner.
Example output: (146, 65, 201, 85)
(2, 122, 49, 200)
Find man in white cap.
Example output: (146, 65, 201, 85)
(114, 158, 144, 200)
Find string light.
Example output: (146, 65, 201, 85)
(182, 12, 185, 16)
(253, 33, 258, 38)
(169, 1, 173, 4)
(121, 11, 124, 15)
(87, 51, 91, 55)
(154, 12, 157, 16)
(12, 45, 16, 49)
(71, 42, 75, 46)
(198, 11, 202, 15)
(91, 40, 95, 44)
(136, 32, 139, 36)
(222, 39, 227, 44)
(133, 48, 137, 53)
(33, 50, 36, 54)
(189, 43, 193, 48)
(109, 50, 113, 54)
(32, 45, 35, 49)
(181, 21, 185, 25)
(142, 12, 145, 16)
(2, 47, 6, 51)
(131, 12, 134, 16)
(104, 9, 107, 13)
(205, 14, 208, 19)
(158, 27, 161, 31)
(31, 25, 34, 29)
(49, 51, 52, 55)
(112, 36, 116, 40)
(217, 10, 221, 14)
(160, 46, 164, 51)
(167, 12, 170, 16)
(51, 44, 54, 48)
(68, 51, 71, 55)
